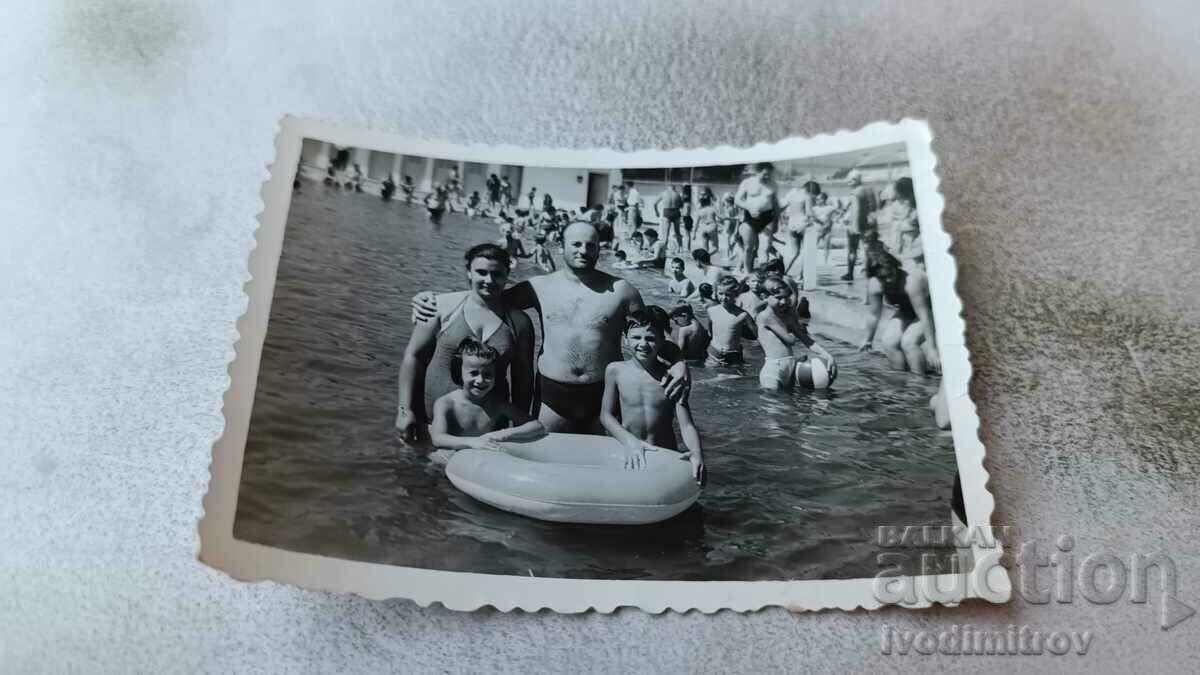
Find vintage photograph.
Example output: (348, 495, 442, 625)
(201, 118, 1002, 611)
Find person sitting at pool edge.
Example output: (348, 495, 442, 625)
(635, 228, 667, 269)
(670, 304, 710, 361)
(601, 308, 704, 483)
(706, 275, 757, 367)
(429, 338, 547, 450)
(756, 277, 837, 389)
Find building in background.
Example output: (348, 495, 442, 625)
(296, 139, 911, 215)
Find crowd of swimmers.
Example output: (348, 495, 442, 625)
(382, 163, 946, 482)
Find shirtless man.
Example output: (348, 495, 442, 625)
(655, 184, 686, 254)
(734, 163, 781, 274)
(412, 222, 690, 433)
(843, 171, 880, 281)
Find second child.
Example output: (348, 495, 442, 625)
(429, 338, 547, 450)
(705, 276, 757, 367)
(755, 278, 838, 389)
(600, 309, 705, 483)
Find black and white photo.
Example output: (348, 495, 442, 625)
(201, 117, 1005, 612)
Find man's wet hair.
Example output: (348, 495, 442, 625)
(450, 337, 499, 386)
(692, 248, 711, 265)
(644, 228, 659, 240)
(718, 275, 741, 294)
(624, 307, 667, 337)
(670, 257, 685, 267)
(698, 282, 715, 299)
(534, 234, 547, 244)
(464, 243, 512, 271)
(615, 249, 628, 260)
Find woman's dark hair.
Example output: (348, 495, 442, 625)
(464, 243, 512, 271)
(692, 248, 711, 265)
(449, 337, 499, 386)
(699, 194, 712, 207)
(803, 180, 821, 196)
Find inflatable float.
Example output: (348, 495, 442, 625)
(444, 433, 701, 525)
(796, 356, 836, 389)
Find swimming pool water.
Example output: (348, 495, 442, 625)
(232, 185, 958, 581)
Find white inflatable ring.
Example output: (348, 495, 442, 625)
(445, 433, 700, 525)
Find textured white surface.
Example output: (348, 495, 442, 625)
(3, 0, 1199, 672)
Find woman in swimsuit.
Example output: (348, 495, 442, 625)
(858, 242, 936, 375)
(396, 243, 536, 442)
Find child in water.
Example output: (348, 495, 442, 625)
(401, 175, 415, 205)
(600, 309, 705, 483)
(429, 338, 546, 450)
(612, 249, 637, 270)
(670, 304, 711, 361)
(532, 234, 555, 273)
(666, 257, 695, 298)
(705, 276, 757, 367)
(498, 223, 527, 268)
(755, 277, 838, 389)
(637, 229, 667, 269)
(693, 282, 717, 310)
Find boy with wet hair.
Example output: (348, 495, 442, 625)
(690, 248, 725, 288)
(670, 304, 710, 361)
(693, 282, 718, 310)
(756, 278, 838, 389)
(737, 270, 768, 315)
(429, 337, 546, 450)
(612, 249, 637, 270)
(600, 308, 705, 483)
(666, 257, 694, 298)
(705, 276, 757, 367)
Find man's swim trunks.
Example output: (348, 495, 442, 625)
(742, 208, 777, 232)
(705, 345, 745, 368)
(538, 374, 605, 423)
(663, 207, 681, 225)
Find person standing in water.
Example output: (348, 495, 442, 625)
(734, 163, 780, 274)
(843, 170, 880, 281)
(655, 184, 686, 254)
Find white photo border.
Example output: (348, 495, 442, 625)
(199, 116, 1010, 613)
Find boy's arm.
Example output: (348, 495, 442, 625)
(674, 402, 705, 485)
(429, 397, 488, 450)
(739, 310, 758, 340)
(758, 311, 796, 346)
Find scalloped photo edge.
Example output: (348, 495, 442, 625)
(198, 115, 1010, 613)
